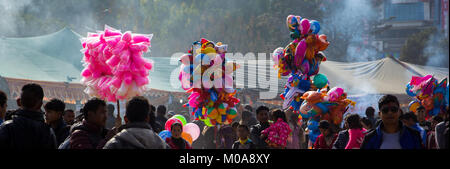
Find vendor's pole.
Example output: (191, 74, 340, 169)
(115, 100, 121, 128)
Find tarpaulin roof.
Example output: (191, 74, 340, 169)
(242, 57, 448, 96)
(0, 28, 448, 95)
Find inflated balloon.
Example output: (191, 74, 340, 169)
(310, 20, 321, 34)
(165, 118, 183, 131)
(313, 73, 328, 89)
(178, 38, 240, 126)
(158, 130, 172, 141)
(172, 115, 187, 126)
(183, 123, 200, 141)
(408, 100, 421, 113)
(406, 75, 448, 118)
(299, 19, 311, 35)
(181, 132, 193, 145)
(80, 25, 153, 102)
(327, 87, 345, 102)
(272, 15, 331, 114)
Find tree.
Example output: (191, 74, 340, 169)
(400, 27, 437, 65)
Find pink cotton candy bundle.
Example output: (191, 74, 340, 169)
(80, 26, 153, 102)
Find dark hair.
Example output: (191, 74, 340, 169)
(126, 96, 150, 123)
(0, 90, 7, 107)
(20, 83, 44, 109)
(432, 116, 444, 123)
(44, 98, 65, 112)
(107, 104, 115, 113)
(417, 106, 425, 111)
(244, 105, 253, 112)
(319, 120, 330, 129)
(241, 110, 252, 119)
(157, 105, 166, 115)
(347, 114, 362, 129)
(63, 109, 74, 115)
(378, 94, 399, 110)
(402, 112, 418, 123)
(271, 109, 287, 122)
(170, 122, 183, 131)
(361, 117, 373, 128)
(365, 107, 375, 117)
(289, 113, 299, 124)
(231, 121, 239, 128)
(237, 124, 249, 132)
(256, 106, 269, 115)
(81, 98, 106, 120)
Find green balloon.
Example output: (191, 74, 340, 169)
(202, 117, 214, 127)
(313, 74, 328, 89)
(172, 115, 187, 126)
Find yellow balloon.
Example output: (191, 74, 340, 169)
(203, 47, 216, 54)
(409, 101, 420, 113)
(208, 108, 219, 119)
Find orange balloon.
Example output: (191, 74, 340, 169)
(182, 132, 193, 145)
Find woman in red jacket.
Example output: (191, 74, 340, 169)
(165, 122, 192, 149)
(314, 120, 337, 149)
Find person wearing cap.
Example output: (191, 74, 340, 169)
(313, 120, 337, 149)
(165, 122, 191, 149)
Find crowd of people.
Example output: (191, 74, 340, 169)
(0, 83, 448, 149)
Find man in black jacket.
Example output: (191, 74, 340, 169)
(0, 83, 57, 149)
(44, 98, 70, 146)
(103, 96, 168, 149)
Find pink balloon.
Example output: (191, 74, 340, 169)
(183, 123, 200, 141)
(327, 87, 344, 102)
(300, 19, 311, 35)
(165, 118, 183, 131)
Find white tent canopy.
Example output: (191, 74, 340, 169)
(242, 57, 448, 95)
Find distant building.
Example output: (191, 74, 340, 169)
(375, 0, 449, 57)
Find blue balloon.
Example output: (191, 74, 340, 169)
(158, 130, 172, 141)
(405, 84, 416, 96)
(307, 119, 319, 131)
(310, 20, 321, 34)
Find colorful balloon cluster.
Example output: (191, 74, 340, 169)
(178, 38, 240, 126)
(299, 88, 356, 125)
(272, 15, 330, 112)
(261, 118, 292, 148)
(160, 114, 201, 145)
(80, 26, 153, 102)
(406, 75, 448, 118)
